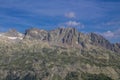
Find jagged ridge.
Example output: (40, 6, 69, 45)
(0, 27, 120, 53)
(23, 27, 120, 53)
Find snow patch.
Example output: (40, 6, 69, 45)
(0, 34, 2, 36)
(8, 37, 17, 39)
(7, 37, 23, 40)
(76, 41, 78, 44)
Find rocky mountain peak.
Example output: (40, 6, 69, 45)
(0, 29, 23, 40)
(24, 28, 48, 40)
(48, 27, 80, 46)
(4, 29, 23, 37)
(25, 28, 47, 33)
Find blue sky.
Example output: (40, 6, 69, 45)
(0, 0, 120, 42)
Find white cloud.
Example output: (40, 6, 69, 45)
(65, 12, 76, 18)
(103, 21, 120, 26)
(114, 29, 120, 38)
(101, 29, 120, 42)
(103, 31, 114, 38)
(66, 21, 79, 26)
(65, 21, 84, 28)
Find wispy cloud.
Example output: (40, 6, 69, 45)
(0, 0, 106, 19)
(66, 21, 80, 26)
(103, 21, 120, 26)
(101, 28, 120, 42)
(65, 12, 76, 18)
(59, 21, 85, 29)
(102, 31, 114, 38)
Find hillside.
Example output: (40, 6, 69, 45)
(0, 28, 120, 80)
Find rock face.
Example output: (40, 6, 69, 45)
(116, 43, 120, 48)
(49, 28, 80, 45)
(89, 33, 113, 50)
(112, 43, 120, 52)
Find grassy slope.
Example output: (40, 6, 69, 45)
(0, 40, 120, 80)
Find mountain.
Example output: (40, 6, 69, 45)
(0, 27, 120, 80)
(0, 29, 23, 40)
(24, 27, 120, 53)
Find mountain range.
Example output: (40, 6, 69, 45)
(1, 27, 120, 53)
(0, 27, 120, 80)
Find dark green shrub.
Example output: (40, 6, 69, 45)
(65, 72, 79, 80)
(82, 73, 113, 80)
